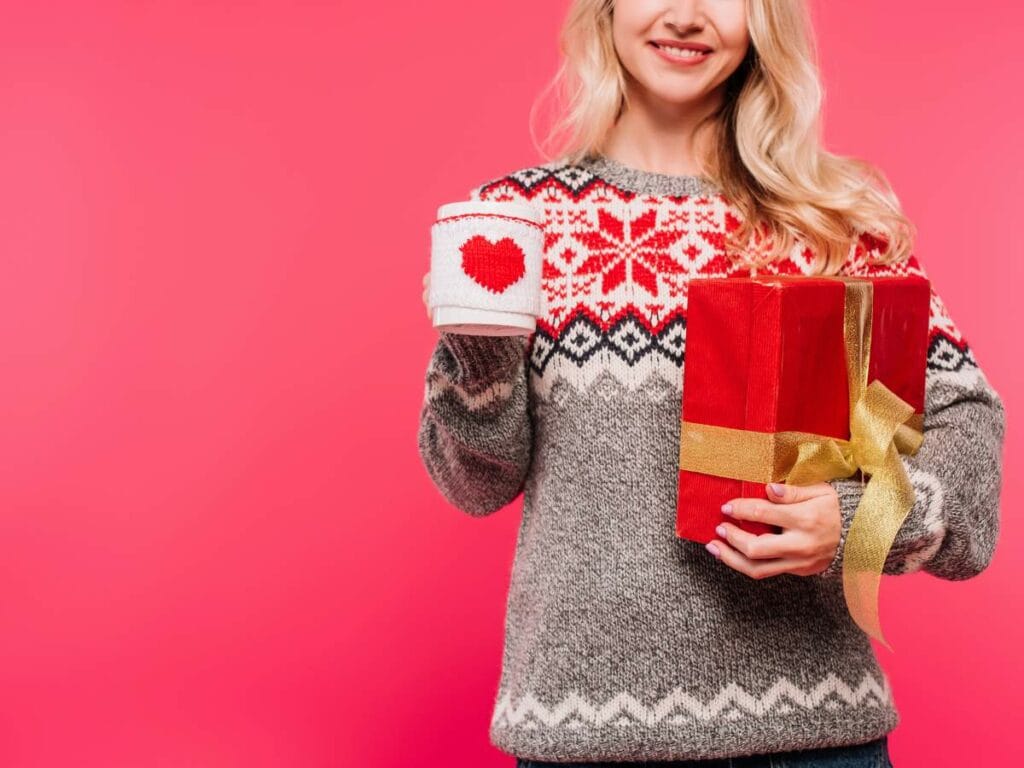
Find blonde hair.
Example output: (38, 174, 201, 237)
(529, 0, 914, 274)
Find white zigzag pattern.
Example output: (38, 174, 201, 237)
(528, 323, 986, 405)
(927, 362, 986, 390)
(890, 464, 946, 575)
(531, 351, 683, 401)
(491, 671, 892, 730)
(424, 373, 516, 412)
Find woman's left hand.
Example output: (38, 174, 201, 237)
(706, 481, 842, 578)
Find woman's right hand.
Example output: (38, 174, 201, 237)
(422, 271, 431, 322)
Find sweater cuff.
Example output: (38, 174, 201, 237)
(439, 331, 528, 384)
(817, 475, 866, 579)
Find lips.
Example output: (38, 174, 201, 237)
(649, 41, 714, 65)
(650, 40, 713, 53)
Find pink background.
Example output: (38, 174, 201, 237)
(0, 1, 1019, 766)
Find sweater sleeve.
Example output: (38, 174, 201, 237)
(415, 180, 535, 517)
(818, 251, 1007, 581)
(416, 331, 533, 517)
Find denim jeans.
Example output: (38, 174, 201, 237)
(515, 735, 892, 768)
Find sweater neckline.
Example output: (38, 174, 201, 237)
(577, 152, 722, 198)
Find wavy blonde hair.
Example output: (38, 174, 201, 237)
(529, 0, 914, 275)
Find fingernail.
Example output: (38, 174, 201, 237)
(705, 541, 721, 558)
(721, 503, 733, 515)
(769, 483, 784, 495)
(715, 524, 727, 538)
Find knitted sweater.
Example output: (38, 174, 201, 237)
(416, 153, 1006, 762)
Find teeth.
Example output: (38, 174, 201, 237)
(657, 45, 707, 58)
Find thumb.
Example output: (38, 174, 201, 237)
(766, 480, 832, 504)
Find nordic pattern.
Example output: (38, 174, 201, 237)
(491, 670, 893, 730)
(472, 160, 978, 400)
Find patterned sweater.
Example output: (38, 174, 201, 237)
(416, 153, 1007, 762)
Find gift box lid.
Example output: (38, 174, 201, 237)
(683, 274, 930, 440)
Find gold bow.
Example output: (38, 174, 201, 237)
(678, 276, 924, 650)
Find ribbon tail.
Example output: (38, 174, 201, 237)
(840, 444, 917, 653)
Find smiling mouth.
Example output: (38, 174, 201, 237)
(649, 42, 713, 59)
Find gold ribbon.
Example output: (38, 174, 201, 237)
(678, 276, 924, 650)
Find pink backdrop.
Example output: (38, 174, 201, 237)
(0, 1, 1019, 766)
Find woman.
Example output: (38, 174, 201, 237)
(417, 1, 1006, 766)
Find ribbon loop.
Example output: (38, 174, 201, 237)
(850, 380, 915, 473)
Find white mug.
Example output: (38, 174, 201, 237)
(429, 200, 544, 336)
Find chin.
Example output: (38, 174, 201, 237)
(646, 85, 708, 106)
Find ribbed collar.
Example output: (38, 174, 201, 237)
(578, 152, 721, 197)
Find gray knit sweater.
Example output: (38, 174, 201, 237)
(416, 154, 1006, 762)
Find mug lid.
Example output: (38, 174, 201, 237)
(435, 200, 542, 223)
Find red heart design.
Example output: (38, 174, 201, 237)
(460, 235, 527, 294)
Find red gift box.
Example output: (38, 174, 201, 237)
(676, 274, 930, 544)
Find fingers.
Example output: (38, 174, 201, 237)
(721, 496, 806, 529)
(714, 486, 835, 576)
(764, 480, 832, 504)
(714, 521, 805, 561)
(708, 535, 819, 579)
(710, 494, 840, 578)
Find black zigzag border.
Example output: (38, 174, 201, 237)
(524, 308, 976, 377)
(480, 162, 607, 201)
(527, 309, 685, 377)
(927, 329, 977, 373)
